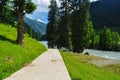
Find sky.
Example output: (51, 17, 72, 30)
(26, 0, 98, 23)
(32, 0, 60, 12)
(32, 0, 98, 12)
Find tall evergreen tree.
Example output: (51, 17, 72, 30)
(46, 0, 58, 48)
(57, 0, 70, 49)
(0, 0, 11, 22)
(70, 0, 90, 53)
(13, 0, 36, 46)
(0, 0, 6, 22)
(111, 31, 120, 50)
(99, 27, 112, 50)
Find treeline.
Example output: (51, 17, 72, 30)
(24, 23, 41, 41)
(89, 0, 120, 51)
(0, 0, 14, 23)
(46, 0, 120, 52)
(90, 0, 120, 34)
(46, 0, 91, 53)
(88, 27, 120, 51)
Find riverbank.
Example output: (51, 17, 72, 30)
(84, 49, 120, 60)
(89, 58, 120, 66)
(61, 51, 120, 80)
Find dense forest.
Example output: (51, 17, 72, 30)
(90, 0, 120, 34)
(46, 0, 91, 53)
(46, 0, 120, 52)
(89, 0, 120, 51)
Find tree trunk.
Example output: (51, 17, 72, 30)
(16, 10, 24, 47)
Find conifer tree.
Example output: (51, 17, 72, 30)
(70, 0, 90, 53)
(46, 0, 58, 48)
(0, 0, 11, 22)
(57, 0, 70, 49)
(0, 0, 6, 21)
(99, 27, 112, 50)
(13, 0, 36, 46)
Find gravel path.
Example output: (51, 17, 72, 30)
(4, 49, 71, 80)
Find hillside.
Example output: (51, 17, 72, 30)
(26, 12, 48, 23)
(90, 0, 120, 32)
(0, 23, 46, 79)
(24, 17, 47, 35)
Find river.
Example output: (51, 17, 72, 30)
(40, 41, 48, 48)
(40, 41, 120, 60)
(83, 49, 120, 60)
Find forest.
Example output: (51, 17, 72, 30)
(46, 0, 120, 52)
(0, 0, 120, 52)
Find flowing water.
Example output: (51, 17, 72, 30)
(40, 41, 48, 48)
(40, 41, 120, 60)
(83, 49, 120, 60)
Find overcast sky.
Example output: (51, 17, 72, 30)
(32, 0, 98, 12)
(32, 0, 59, 12)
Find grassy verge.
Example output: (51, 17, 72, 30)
(0, 23, 46, 79)
(103, 64, 120, 76)
(61, 52, 120, 80)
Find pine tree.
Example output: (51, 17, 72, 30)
(70, 0, 90, 53)
(0, 0, 6, 22)
(99, 27, 112, 50)
(111, 31, 120, 51)
(46, 0, 58, 48)
(93, 35, 100, 49)
(0, 0, 12, 22)
(56, 0, 70, 49)
(13, 0, 36, 46)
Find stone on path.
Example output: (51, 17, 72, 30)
(4, 49, 71, 80)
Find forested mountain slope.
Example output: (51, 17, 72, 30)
(90, 0, 120, 33)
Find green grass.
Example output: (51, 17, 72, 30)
(61, 52, 120, 80)
(0, 23, 46, 79)
(103, 64, 120, 76)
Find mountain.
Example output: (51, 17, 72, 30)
(90, 0, 120, 30)
(24, 17, 47, 35)
(26, 11, 48, 23)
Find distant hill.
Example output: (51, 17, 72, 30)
(90, 0, 120, 32)
(26, 12, 48, 23)
(24, 17, 47, 35)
